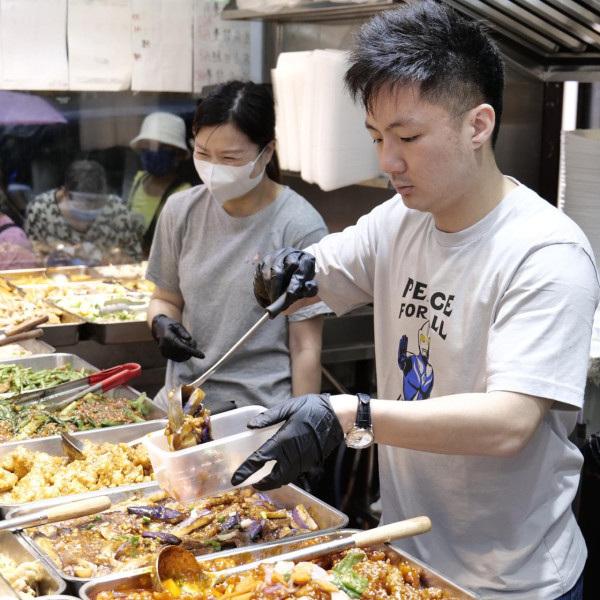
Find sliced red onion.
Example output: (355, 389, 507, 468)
(263, 584, 288, 594)
(216, 531, 239, 541)
(176, 508, 211, 529)
(257, 492, 270, 502)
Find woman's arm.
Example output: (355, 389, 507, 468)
(289, 316, 325, 396)
(147, 284, 185, 327)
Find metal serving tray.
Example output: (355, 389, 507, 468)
(39, 313, 84, 347)
(44, 300, 153, 345)
(77, 529, 481, 600)
(0, 387, 166, 438)
(0, 356, 166, 443)
(0, 339, 56, 362)
(0, 531, 66, 597)
(0, 420, 167, 516)
(0, 352, 98, 383)
(0, 276, 84, 347)
(12, 482, 348, 594)
(85, 319, 153, 345)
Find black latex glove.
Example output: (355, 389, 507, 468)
(254, 247, 319, 315)
(151, 314, 205, 362)
(231, 393, 344, 491)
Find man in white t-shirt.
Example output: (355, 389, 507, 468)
(231, 2, 599, 599)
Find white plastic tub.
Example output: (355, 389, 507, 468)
(143, 405, 278, 502)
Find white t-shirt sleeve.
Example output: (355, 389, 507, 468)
(306, 200, 394, 315)
(487, 241, 599, 409)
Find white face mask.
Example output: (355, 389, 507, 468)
(193, 146, 267, 205)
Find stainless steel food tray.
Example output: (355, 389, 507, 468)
(85, 319, 153, 345)
(0, 420, 167, 516)
(0, 275, 84, 347)
(0, 339, 56, 362)
(12, 482, 348, 593)
(0, 531, 66, 597)
(77, 529, 481, 600)
(39, 313, 84, 347)
(44, 301, 153, 345)
(0, 352, 98, 386)
(0, 357, 166, 443)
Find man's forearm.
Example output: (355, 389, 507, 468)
(330, 391, 552, 458)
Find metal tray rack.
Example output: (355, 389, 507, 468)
(0, 530, 66, 597)
(0, 420, 167, 517)
(10, 482, 348, 594)
(77, 529, 481, 600)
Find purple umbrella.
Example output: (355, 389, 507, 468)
(0, 91, 66, 125)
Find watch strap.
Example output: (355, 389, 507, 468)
(355, 393, 371, 429)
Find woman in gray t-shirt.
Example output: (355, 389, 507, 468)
(146, 81, 329, 414)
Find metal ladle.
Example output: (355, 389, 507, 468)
(155, 516, 432, 592)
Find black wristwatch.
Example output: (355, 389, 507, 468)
(344, 393, 374, 449)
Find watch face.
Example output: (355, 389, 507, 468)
(345, 427, 374, 449)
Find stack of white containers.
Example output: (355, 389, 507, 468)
(272, 49, 382, 192)
(560, 129, 600, 267)
(559, 129, 600, 358)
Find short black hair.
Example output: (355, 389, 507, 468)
(193, 80, 281, 182)
(64, 160, 108, 194)
(344, 0, 505, 146)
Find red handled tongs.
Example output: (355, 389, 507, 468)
(12, 362, 142, 410)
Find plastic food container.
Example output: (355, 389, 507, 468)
(143, 405, 278, 502)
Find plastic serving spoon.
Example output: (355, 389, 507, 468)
(155, 516, 432, 592)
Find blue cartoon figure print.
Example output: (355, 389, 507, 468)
(397, 320, 434, 400)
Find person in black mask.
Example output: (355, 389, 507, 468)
(127, 112, 192, 255)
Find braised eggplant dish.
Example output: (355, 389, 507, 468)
(27, 487, 320, 578)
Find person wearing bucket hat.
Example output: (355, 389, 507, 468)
(127, 112, 192, 255)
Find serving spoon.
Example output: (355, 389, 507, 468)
(60, 431, 149, 460)
(155, 515, 432, 592)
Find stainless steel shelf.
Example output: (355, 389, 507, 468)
(221, 0, 397, 22)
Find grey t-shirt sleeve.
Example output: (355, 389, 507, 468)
(145, 191, 187, 293)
